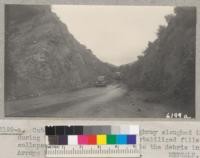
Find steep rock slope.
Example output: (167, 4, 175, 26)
(5, 5, 112, 100)
(120, 7, 196, 109)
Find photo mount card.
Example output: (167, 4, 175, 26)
(3, 4, 196, 119)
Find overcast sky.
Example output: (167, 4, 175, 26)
(52, 5, 174, 66)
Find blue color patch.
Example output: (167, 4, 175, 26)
(127, 135, 136, 144)
(116, 135, 127, 144)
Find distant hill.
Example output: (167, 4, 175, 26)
(5, 5, 112, 100)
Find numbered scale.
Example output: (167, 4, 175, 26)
(46, 144, 140, 157)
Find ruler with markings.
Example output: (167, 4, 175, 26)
(46, 145, 140, 157)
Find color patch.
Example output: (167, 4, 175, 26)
(73, 126, 83, 135)
(120, 126, 130, 134)
(68, 135, 78, 145)
(65, 126, 73, 135)
(45, 126, 55, 135)
(129, 125, 139, 134)
(107, 135, 116, 144)
(78, 135, 88, 144)
(48, 135, 58, 145)
(97, 135, 106, 145)
(111, 126, 120, 134)
(58, 135, 68, 145)
(116, 135, 127, 144)
(56, 126, 65, 135)
(127, 135, 136, 144)
(83, 126, 111, 134)
(88, 135, 97, 145)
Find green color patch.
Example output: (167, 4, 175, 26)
(107, 135, 116, 144)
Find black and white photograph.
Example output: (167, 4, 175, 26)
(5, 5, 196, 118)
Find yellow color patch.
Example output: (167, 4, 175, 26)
(97, 135, 107, 145)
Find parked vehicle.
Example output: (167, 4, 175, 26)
(95, 75, 107, 87)
(114, 71, 121, 80)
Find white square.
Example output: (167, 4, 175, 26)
(129, 125, 139, 134)
(68, 135, 78, 145)
(45, 136, 49, 145)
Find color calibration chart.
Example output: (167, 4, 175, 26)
(45, 125, 140, 157)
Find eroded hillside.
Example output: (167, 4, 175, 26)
(120, 7, 196, 114)
(5, 5, 112, 100)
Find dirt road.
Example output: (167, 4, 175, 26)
(6, 84, 188, 118)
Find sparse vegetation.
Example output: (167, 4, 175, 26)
(120, 7, 196, 115)
(5, 5, 114, 100)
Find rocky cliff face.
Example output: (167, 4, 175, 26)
(120, 7, 196, 108)
(5, 5, 112, 100)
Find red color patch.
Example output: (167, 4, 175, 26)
(87, 135, 97, 145)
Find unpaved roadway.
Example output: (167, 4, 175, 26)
(6, 84, 188, 118)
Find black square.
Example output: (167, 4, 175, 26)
(45, 126, 55, 135)
(55, 126, 65, 135)
(65, 126, 73, 135)
(73, 126, 83, 135)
